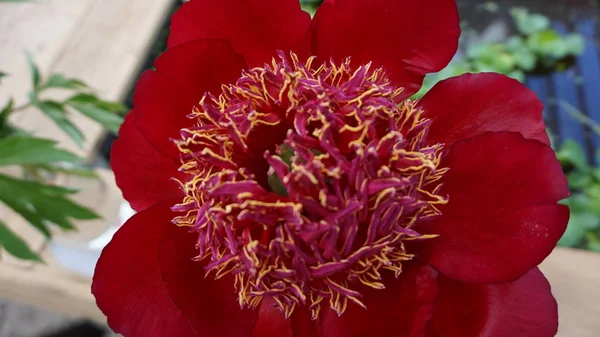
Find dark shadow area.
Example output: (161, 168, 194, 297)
(35, 321, 107, 337)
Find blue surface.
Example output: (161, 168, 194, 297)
(575, 19, 600, 150)
(525, 75, 551, 122)
(524, 18, 600, 162)
(551, 22, 586, 146)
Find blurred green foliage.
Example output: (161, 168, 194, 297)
(556, 140, 600, 251)
(0, 54, 125, 261)
(414, 8, 585, 98)
(551, 104, 600, 251)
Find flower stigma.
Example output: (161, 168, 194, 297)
(172, 52, 448, 319)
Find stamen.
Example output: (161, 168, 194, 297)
(172, 51, 448, 319)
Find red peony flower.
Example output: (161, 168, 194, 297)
(92, 0, 570, 336)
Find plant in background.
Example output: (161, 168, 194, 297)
(414, 7, 585, 98)
(0, 54, 124, 261)
(555, 140, 600, 251)
(552, 103, 600, 252)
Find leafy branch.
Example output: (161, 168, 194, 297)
(23, 55, 126, 147)
(0, 56, 124, 261)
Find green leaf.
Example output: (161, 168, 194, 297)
(593, 168, 600, 182)
(566, 193, 600, 217)
(506, 36, 537, 71)
(0, 136, 80, 166)
(0, 125, 30, 139)
(514, 50, 537, 71)
(585, 184, 600, 201)
(0, 174, 99, 238)
(0, 220, 42, 262)
(507, 70, 526, 83)
(0, 98, 14, 128)
(466, 43, 493, 60)
(511, 8, 551, 35)
(70, 103, 123, 134)
(67, 94, 127, 113)
(34, 101, 85, 146)
(527, 30, 564, 57)
(26, 53, 41, 89)
(585, 232, 600, 252)
(479, 1, 499, 13)
(32, 164, 98, 178)
(558, 212, 599, 246)
(491, 53, 517, 74)
(506, 36, 526, 50)
(563, 33, 585, 56)
(556, 139, 589, 171)
(0, 71, 6, 84)
(412, 61, 472, 98)
(567, 171, 593, 190)
(44, 74, 88, 90)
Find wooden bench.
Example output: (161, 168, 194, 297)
(0, 2, 599, 337)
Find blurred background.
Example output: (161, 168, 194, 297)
(0, 0, 599, 336)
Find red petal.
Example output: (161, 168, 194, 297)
(92, 201, 259, 337)
(251, 298, 293, 337)
(312, 0, 459, 98)
(251, 301, 320, 337)
(158, 218, 259, 337)
(319, 266, 438, 337)
(421, 73, 550, 147)
(168, 0, 312, 67)
(422, 132, 569, 283)
(111, 112, 185, 212)
(134, 39, 246, 158)
(92, 201, 196, 337)
(432, 268, 558, 337)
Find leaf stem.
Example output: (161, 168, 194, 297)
(12, 103, 31, 113)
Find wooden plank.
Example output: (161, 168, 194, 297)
(525, 75, 554, 130)
(540, 247, 600, 337)
(575, 18, 600, 154)
(0, 0, 95, 104)
(0, 258, 104, 322)
(9, 0, 176, 160)
(551, 22, 586, 147)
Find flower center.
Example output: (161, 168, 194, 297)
(172, 52, 448, 319)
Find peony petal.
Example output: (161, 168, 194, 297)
(312, 0, 459, 98)
(420, 73, 550, 147)
(422, 132, 569, 283)
(92, 201, 197, 337)
(134, 39, 246, 158)
(93, 201, 259, 337)
(158, 218, 259, 337)
(251, 301, 320, 337)
(251, 298, 293, 337)
(432, 268, 558, 337)
(111, 112, 186, 212)
(319, 266, 439, 337)
(168, 0, 312, 67)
